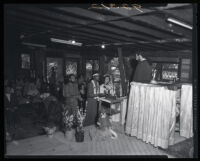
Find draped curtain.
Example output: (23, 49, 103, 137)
(125, 82, 176, 149)
(180, 84, 193, 138)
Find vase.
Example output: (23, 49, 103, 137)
(64, 129, 74, 141)
(75, 129, 84, 142)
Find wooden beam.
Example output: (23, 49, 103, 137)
(6, 11, 141, 43)
(8, 7, 144, 41)
(16, 6, 97, 26)
(99, 6, 192, 39)
(55, 7, 170, 40)
(6, 16, 122, 44)
(13, 7, 154, 42)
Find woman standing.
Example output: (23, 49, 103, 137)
(100, 74, 115, 96)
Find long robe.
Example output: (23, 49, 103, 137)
(133, 60, 152, 83)
(84, 80, 99, 126)
(63, 82, 80, 114)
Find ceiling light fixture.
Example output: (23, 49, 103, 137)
(50, 38, 82, 46)
(101, 44, 105, 49)
(22, 42, 47, 48)
(166, 18, 193, 30)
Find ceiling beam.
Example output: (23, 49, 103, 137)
(55, 7, 177, 40)
(6, 16, 122, 44)
(97, 6, 192, 39)
(6, 7, 152, 41)
(5, 10, 144, 43)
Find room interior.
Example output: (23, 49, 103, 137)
(4, 3, 196, 158)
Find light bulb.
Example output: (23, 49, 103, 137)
(72, 40, 75, 44)
(101, 44, 105, 49)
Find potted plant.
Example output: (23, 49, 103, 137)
(62, 109, 74, 141)
(43, 122, 57, 138)
(74, 108, 86, 142)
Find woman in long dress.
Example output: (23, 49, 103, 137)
(84, 73, 100, 126)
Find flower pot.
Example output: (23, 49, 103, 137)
(75, 130, 84, 142)
(43, 126, 56, 138)
(64, 129, 74, 141)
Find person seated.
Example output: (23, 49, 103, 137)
(9, 80, 15, 94)
(16, 77, 24, 89)
(23, 78, 31, 96)
(4, 86, 19, 136)
(26, 79, 39, 97)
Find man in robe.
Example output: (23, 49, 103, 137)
(84, 73, 100, 126)
(133, 53, 152, 83)
(63, 74, 81, 115)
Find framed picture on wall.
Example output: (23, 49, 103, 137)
(21, 53, 30, 69)
(46, 57, 63, 84)
(65, 59, 78, 76)
(85, 59, 99, 81)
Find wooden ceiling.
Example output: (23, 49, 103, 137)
(4, 3, 193, 52)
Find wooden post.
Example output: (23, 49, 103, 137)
(118, 47, 127, 96)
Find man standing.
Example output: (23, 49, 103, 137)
(133, 53, 152, 83)
(84, 73, 100, 126)
(63, 74, 81, 115)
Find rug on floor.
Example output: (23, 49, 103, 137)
(160, 137, 193, 158)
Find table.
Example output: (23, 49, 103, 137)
(125, 82, 177, 149)
(98, 97, 126, 122)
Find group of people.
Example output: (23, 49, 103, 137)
(62, 50, 153, 128)
(4, 51, 153, 140)
(62, 73, 116, 127)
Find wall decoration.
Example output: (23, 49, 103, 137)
(65, 60, 77, 76)
(85, 59, 99, 81)
(21, 54, 30, 69)
(46, 57, 63, 84)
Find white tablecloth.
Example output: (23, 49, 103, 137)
(125, 82, 176, 149)
(180, 84, 193, 138)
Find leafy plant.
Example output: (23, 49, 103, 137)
(62, 110, 74, 131)
(74, 108, 86, 131)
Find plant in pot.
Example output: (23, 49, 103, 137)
(74, 108, 86, 142)
(42, 100, 61, 138)
(43, 122, 57, 138)
(62, 109, 74, 141)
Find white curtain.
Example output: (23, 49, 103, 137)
(180, 84, 193, 138)
(125, 82, 176, 149)
(120, 97, 127, 125)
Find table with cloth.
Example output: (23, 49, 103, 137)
(125, 82, 177, 149)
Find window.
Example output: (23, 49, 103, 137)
(152, 62, 180, 82)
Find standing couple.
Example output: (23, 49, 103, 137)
(63, 73, 115, 126)
(84, 73, 115, 126)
